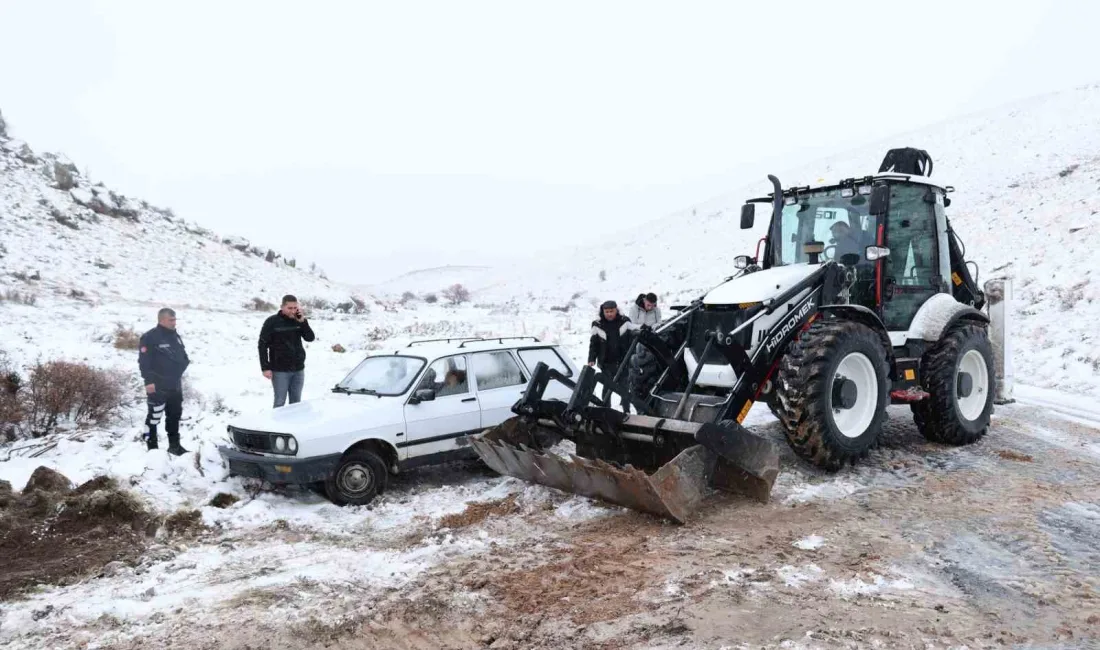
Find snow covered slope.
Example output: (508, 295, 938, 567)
(361, 264, 498, 297)
(480, 82, 1100, 398)
(0, 134, 351, 309)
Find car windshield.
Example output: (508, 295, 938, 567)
(769, 189, 877, 267)
(336, 356, 425, 395)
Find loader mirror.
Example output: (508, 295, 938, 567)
(410, 388, 436, 404)
(733, 255, 753, 270)
(865, 245, 890, 261)
(869, 185, 890, 215)
(740, 204, 755, 229)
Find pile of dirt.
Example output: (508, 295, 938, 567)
(0, 467, 154, 600)
(439, 495, 519, 529)
(164, 508, 207, 537)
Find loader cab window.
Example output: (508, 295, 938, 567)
(771, 189, 875, 267)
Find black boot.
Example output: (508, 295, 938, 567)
(166, 435, 189, 456)
(144, 428, 159, 450)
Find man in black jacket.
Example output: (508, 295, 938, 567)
(587, 300, 636, 409)
(258, 294, 316, 407)
(139, 308, 191, 455)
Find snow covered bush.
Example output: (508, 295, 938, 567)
(23, 361, 128, 437)
(400, 291, 417, 304)
(423, 292, 439, 304)
(442, 283, 471, 305)
(1, 290, 36, 306)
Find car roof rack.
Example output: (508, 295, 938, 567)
(406, 337, 483, 347)
(457, 336, 540, 348)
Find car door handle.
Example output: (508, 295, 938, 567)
(461, 397, 477, 403)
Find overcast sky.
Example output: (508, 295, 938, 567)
(2, 0, 1099, 284)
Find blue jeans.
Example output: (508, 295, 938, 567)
(272, 371, 305, 407)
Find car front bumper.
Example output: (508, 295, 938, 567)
(218, 446, 342, 485)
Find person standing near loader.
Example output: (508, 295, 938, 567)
(627, 292, 661, 328)
(258, 295, 316, 407)
(587, 300, 636, 408)
(138, 308, 191, 455)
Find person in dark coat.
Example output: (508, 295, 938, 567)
(258, 294, 316, 407)
(587, 300, 636, 409)
(138, 308, 191, 455)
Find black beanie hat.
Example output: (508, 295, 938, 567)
(600, 300, 617, 310)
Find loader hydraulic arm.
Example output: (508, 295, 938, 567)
(946, 218, 984, 310)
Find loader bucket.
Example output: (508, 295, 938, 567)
(471, 415, 779, 523)
(471, 420, 710, 523)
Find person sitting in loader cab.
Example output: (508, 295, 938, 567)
(830, 221, 870, 262)
(588, 300, 636, 409)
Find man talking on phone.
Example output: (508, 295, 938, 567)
(258, 294, 316, 407)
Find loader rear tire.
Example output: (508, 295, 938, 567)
(775, 319, 889, 471)
(911, 323, 994, 445)
(627, 318, 689, 403)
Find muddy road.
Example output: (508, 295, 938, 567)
(4, 401, 1099, 649)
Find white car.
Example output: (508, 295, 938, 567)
(217, 337, 578, 506)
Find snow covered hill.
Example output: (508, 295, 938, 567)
(479, 82, 1100, 398)
(0, 132, 351, 310)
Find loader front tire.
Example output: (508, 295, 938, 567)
(776, 319, 889, 471)
(911, 323, 994, 445)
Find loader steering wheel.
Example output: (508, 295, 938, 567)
(823, 245, 836, 261)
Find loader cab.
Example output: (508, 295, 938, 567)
(747, 176, 953, 331)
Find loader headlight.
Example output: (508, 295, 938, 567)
(858, 185, 873, 195)
(288, 437, 298, 453)
(840, 187, 854, 198)
(865, 245, 891, 261)
(274, 436, 287, 452)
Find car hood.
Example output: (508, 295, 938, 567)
(229, 394, 401, 437)
(703, 263, 819, 305)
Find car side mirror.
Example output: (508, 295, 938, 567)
(410, 388, 435, 404)
(740, 204, 755, 229)
(869, 185, 890, 215)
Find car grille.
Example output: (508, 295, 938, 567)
(689, 308, 751, 364)
(230, 427, 275, 453)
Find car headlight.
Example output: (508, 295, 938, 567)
(274, 436, 287, 452)
(288, 437, 298, 453)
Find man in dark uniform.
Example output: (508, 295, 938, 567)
(587, 300, 636, 409)
(138, 308, 191, 455)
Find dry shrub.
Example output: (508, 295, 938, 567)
(302, 297, 331, 311)
(423, 292, 439, 304)
(400, 291, 416, 303)
(442, 283, 471, 305)
(24, 361, 127, 436)
(113, 325, 140, 350)
(0, 352, 22, 440)
(248, 297, 276, 311)
(2, 290, 37, 305)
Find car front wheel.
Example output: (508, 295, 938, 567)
(324, 449, 387, 506)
